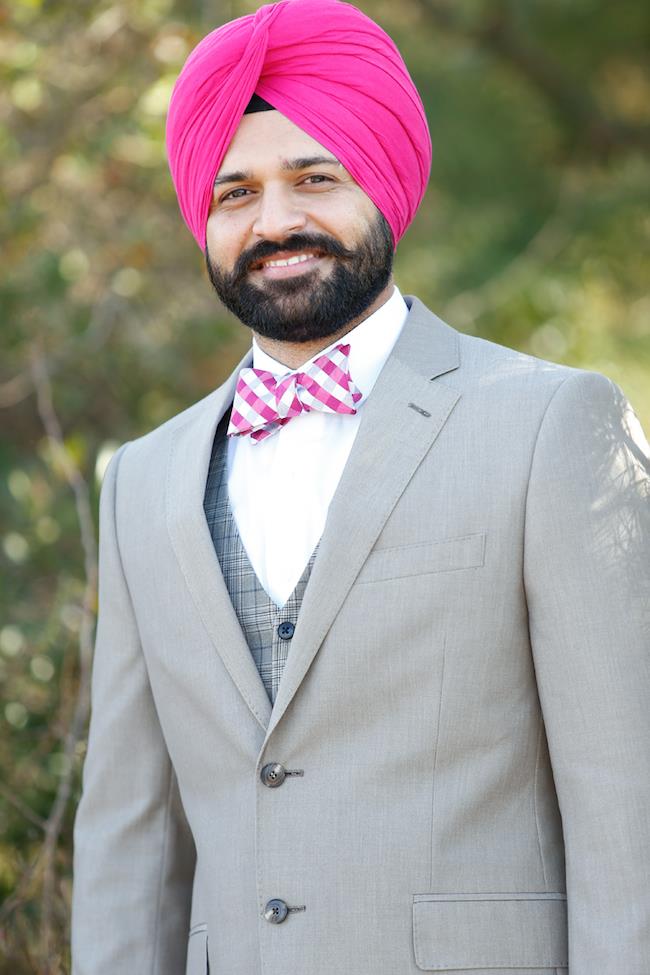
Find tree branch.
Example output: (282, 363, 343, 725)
(29, 342, 98, 965)
(0, 782, 47, 832)
(0, 294, 121, 409)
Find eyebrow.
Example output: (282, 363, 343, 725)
(213, 155, 341, 188)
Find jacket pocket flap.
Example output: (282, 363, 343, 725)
(357, 532, 486, 584)
(412, 893, 568, 971)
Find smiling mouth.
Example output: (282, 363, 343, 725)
(250, 250, 326, 272)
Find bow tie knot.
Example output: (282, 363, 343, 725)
(228, 343, 362, 443)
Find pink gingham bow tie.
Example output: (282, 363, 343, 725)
(227, 343, 362, 443)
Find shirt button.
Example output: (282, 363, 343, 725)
(277, 621, 295, 640)
(264, 899, 289, 924)
(260, 763, 286, 788)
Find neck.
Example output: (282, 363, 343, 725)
(253, 280, 395, 370)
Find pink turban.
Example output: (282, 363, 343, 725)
(165, 0, 431, 249)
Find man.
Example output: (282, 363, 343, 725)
(71, 1, 650, 973)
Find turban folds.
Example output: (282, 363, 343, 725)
(165, 0, 432, 249)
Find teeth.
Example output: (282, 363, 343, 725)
(263, 253, 315, 268)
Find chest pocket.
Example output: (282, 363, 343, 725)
(356, 532, 486, 585)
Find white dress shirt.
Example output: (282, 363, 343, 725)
(227, 286, 408, 607)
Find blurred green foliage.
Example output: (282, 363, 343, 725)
(1, 0, 649, 971)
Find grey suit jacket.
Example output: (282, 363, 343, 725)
(72, 297, 650, 975)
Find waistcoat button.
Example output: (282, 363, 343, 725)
(260, 763, 286, 787)
(264, 899, 289, 924)
(277, 621, 295, 640)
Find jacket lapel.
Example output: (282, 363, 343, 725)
(266, 297, 461, 737)
(165, 298, 462, 737)
(165, 351, 274, 732)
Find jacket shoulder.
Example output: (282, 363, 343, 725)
(456, 328, 581, 388)
(406, 294, 588, 394)
(453, 329, 630, 424)
(405, 296, 624, 426)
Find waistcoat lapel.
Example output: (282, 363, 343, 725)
(206, 424, 318, 706)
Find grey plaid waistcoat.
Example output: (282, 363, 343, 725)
(203, 419, 317, 705)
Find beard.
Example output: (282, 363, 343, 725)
(205, 212, 394, 343)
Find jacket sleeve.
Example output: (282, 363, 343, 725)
(72, 443, 196, 974)
(524, 370, 650, 974)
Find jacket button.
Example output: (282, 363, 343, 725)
(277, 621, 295, 640)
(260, 763, 286, 787)
(264, 899, 289, 924)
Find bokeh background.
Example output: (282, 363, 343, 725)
(1, 0, 649, 971)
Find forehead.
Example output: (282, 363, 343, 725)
(217, 109, 343, 175)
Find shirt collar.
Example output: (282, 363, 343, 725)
(251, 285, 409, 399)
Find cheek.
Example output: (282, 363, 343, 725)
(205, 213, 248, 268)
(309, 210, 360, 244)
(310, 192, 378, 241)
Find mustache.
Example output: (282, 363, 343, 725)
(231, 233, 355, 281)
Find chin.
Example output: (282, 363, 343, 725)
(249, 267, 325, 296)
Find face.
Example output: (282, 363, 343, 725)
(204, 110, 393, 343)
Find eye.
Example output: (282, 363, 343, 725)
(301, 174, 335, 186)
(219, 186, 252, 202)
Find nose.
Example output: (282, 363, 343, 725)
(251, 184, 307, 241)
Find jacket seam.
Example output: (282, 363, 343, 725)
(151, 765, 175, 973)
(428, 637, 446, 891)
(521, 373, 574, 866)
(109, 441, 147, 651)
(522, 372, 575, 583)
(533, 715, 549, 887)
